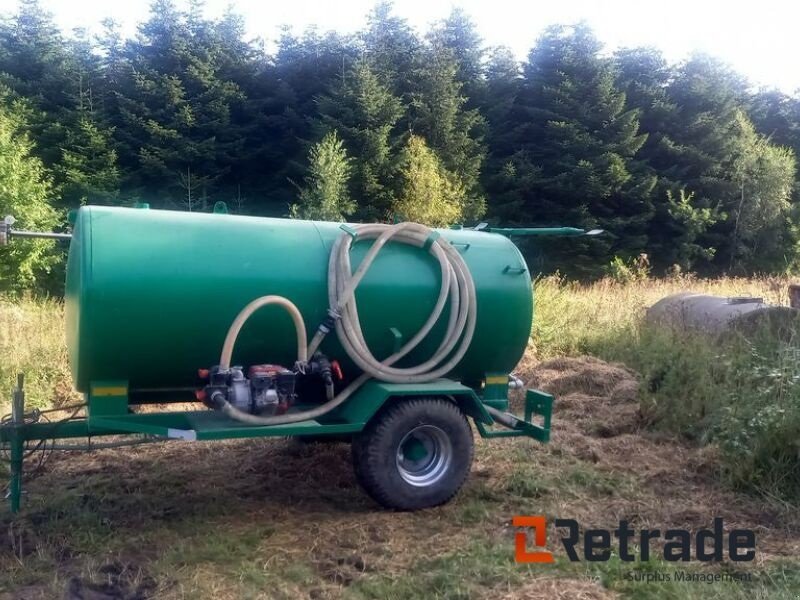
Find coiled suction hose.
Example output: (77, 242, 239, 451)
(216, 221, 477, 426)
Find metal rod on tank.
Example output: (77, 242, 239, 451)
(474, 224, 604, 237)
(9, 230, 72, 241)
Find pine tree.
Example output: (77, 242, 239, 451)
(614, 47, 719, 269)
(749, 90, 800, 158)
(57, 116, 120, 205)
(261, 27, 355, 211)
(0, 0, 72, 129)
(393, 135, 465, 227)
(96, 19, 127, 125)
(0, 4, 797, 278)
(490, 24, 655, 275)
(290, 130, 354, 222)
(652, 55, 765, 271)
(362, 2, 420, 95)
(481, 46, 521, 220)
(108, 0, 263, 207)
(428, 8, 485, 104)
(317, 59, 404, 220)
(408, 41, 486, 221)
(482, 46, 519, 131)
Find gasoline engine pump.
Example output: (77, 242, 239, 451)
(196, 354, 342, 417)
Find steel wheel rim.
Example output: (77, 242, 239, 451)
(395, 425, 453, 487)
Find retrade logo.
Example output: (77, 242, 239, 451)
(513, 516, 755, 564)
(512, 515, 554, 563)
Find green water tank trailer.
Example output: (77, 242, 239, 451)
(1, 205, 575, 513)
(65, 206, 532, 395)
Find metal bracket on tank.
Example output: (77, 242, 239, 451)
(388, 327, 404, 353)
(503, 265, 527, 275)
(87, 381, 130, 419)
(475, 389, 553, 442)
(339, 224, 358, 239)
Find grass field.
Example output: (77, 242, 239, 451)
(1, 277, 800, 599)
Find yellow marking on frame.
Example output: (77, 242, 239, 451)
(485, 376, 508, 385)
(91, 386, 128, 397)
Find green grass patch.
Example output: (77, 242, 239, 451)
(561, 554, 800, 599)
(348, 538, 523, 600)
(349, 534, 800, 600)
(158, 524, 275, 569)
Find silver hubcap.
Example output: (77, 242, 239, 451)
(395, 425, 453, 487)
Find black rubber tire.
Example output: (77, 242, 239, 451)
(352, 398, 474, 510)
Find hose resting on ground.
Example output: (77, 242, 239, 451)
(217, 221, 477, 426)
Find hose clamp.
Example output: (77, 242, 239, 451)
(422, 230, 441, 252)
(294, 360, 309, 375)
(318, 308, 341, 334)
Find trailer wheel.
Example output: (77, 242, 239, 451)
(352, 398, 474, 510)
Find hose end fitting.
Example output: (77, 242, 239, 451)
(317, 308, 341, 335)
(209, 391, 227, 410)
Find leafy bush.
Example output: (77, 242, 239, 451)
(630, 328, 800, 497)
(713, 341, 800, 495)
(0, 99, 60, 294)
(605, 254, 652, 283)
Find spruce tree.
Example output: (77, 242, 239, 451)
(57, 116, 120, 205)
(481, 46, 521, 219)
(108, 0, 252, 207)
(615, 47, 719, 269)
(394, 135, 465, 227)
(490, 24, 655, 275)
(0, 0, 118, 210)
(317, 59, 404, 220)
(408, 41, 486, 221)
(657, 55, 761, 271)
(428, 8, 485, 104)
(264, 27, 355, 211)
(290, 130, 354, 222)
(362, 2, 420, 95)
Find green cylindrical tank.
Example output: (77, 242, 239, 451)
(65, 206, 533, 395)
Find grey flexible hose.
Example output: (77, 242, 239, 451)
(217, 222, 476, 426)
